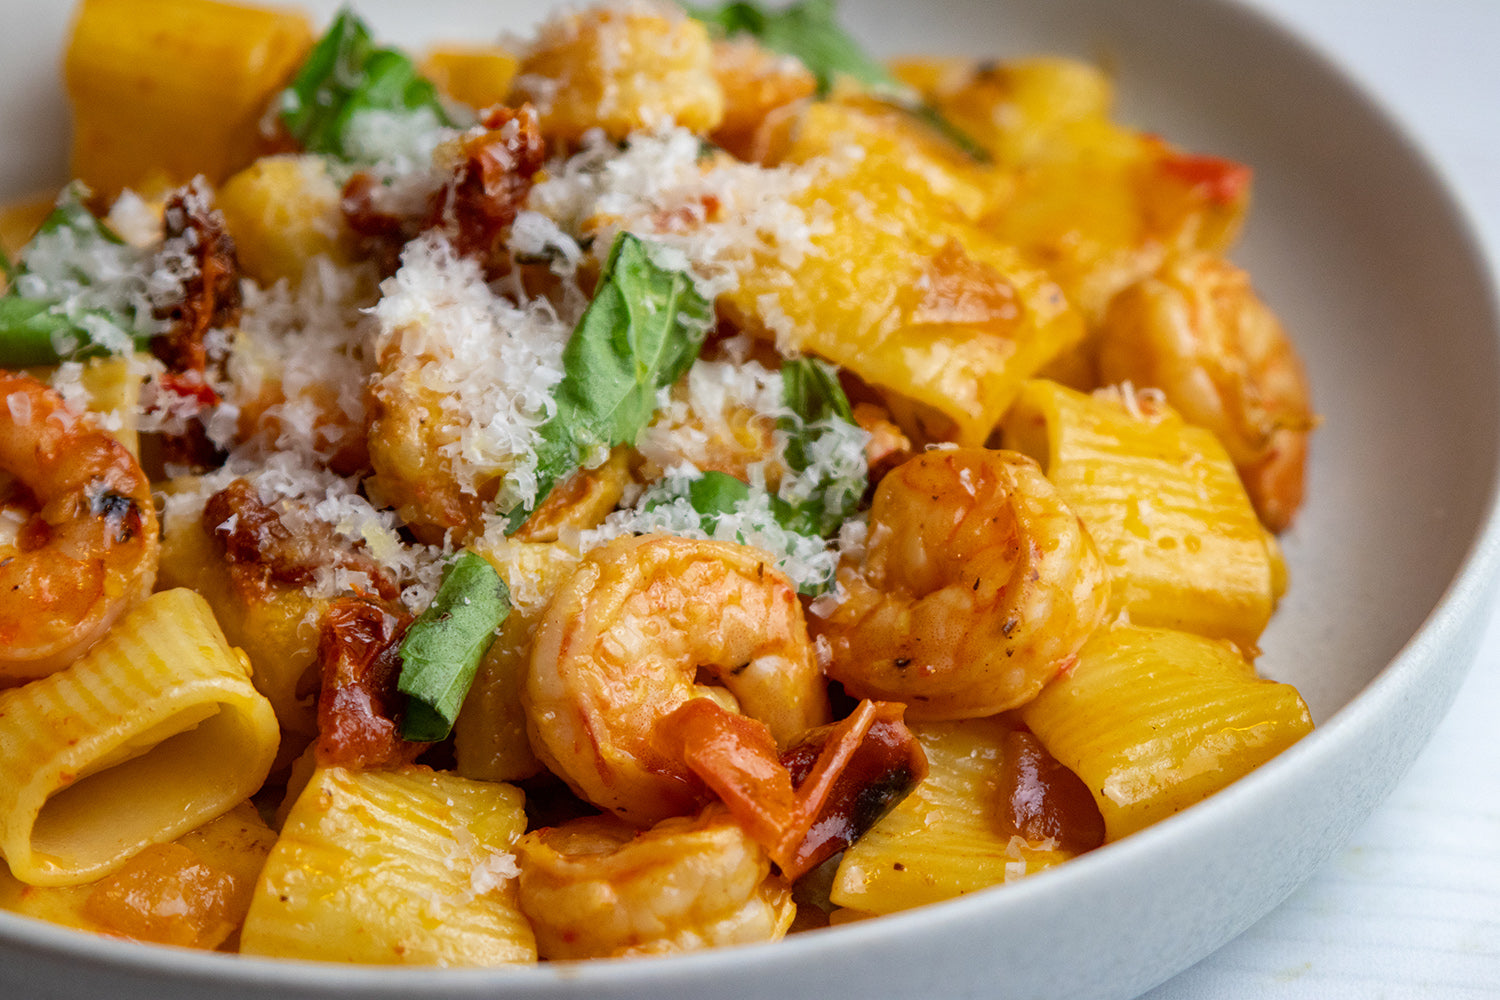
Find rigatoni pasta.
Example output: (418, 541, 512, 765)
(0, 589, 278, 886)
(240, 766, 535, 965)
(1019, 624, 1314, 840)
(0, 0, 1317, 968)
(64, 0, 314, 199)
(830, 717, 1076, 916)
(1002, 377, 1279, 650)
(0, 803, 276, 949)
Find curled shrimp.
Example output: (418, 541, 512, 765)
(514, 805, 795, 960)
(816, 448, 1108, 720)
(524, 534, 830, 826)
(0, 372, 159, 680)
(1096, 253, 1316, 531)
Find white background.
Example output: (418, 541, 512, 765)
(1145, 2, 1500, 996)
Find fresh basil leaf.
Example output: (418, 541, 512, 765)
(904, 103, 993, 164)
(0, 298, 148, 366)
(686, 0, 991, 162)
(645, 468, 755, 534)
(0, 186, 146, 366)
(641, 469, 839, 595)
(505, 231, 713, 531)
(690, 0, 888, 96)
(397, 551, 511, 742)
(279, 7, 454, 160)
(777, 356, 865, 537)
(0, 246, 14, 284)
(670, 468, 838, 549)
(781, 355, 853, 456)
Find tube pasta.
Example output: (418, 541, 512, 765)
(0, 589, 279, 887)
(1019, 624, 1313, 841)
(1002, 377, 1278, 650)
(419, 44, 521, 112)
(64, 0, 314, 199)
(240, 766, 535, 966)
(0, 803, 276, 950)
(722, 101, 1084, 447)
(830, 717, 1072, 915)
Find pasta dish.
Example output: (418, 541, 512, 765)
(0, 0, 1316, 964)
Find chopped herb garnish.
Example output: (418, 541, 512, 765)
(686, 0, 990, 162)
(0, 184, 150, 366)
(397, 551, 511, 743)
(0, 298, 144, 367)
(776, 356, 866, 537)
(647, 468, 757, 532)
(278, 7, 456, 161)
(505, 231, 714, 532)
(634, 358, 866, 595)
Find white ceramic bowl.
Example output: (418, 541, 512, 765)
(3, 1, 1498, 998)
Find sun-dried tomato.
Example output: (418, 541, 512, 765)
(428, 105, 548, 260)
(314, 595, 426, 769)
(202, 478, 398, 601)
(153, 181, 241, 383)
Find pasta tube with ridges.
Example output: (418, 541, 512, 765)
(1002, 377, 1276, 650)
(1019, 624, 1313, 840)
(0, 589, 279, 887)
(240, 766, 536, 966)
(831, 717, 1072, 914)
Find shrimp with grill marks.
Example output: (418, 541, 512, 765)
(523, 534, 830, 826)
(816, 448, 1109, 719)
(0, 372, 158, 680)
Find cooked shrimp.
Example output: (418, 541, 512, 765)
(0, 372, 159, 680)
(514, 805, 795, 960)
(524, 534, 830, 825)
(364, 342, 490, 544)
(1096, 253, 1316, 531)
(816, 448, 1108, 720)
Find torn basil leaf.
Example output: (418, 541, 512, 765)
(689, 0, 892, 96)
(0, 298, 144, 367)
(0, 186, 150, 366)
(397, 551, 511, 742)
(685, 0, 990, 162)
(647, 468, 756, 534)
(627, 357, 866, 593)
(777, 356, 866, 537)
(279, 7, 456, 161)
(505, 231, 714, 532)
(640, 470, 841, 595)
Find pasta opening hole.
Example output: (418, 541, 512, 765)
(29, 701, 263, 880)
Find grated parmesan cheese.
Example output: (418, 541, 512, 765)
(373, 231, 575, 515)
(527, 123, 831, 301)
(575, 346, 870, 593)
(13, 184, 194, 359)
(341, 106, 457, 177)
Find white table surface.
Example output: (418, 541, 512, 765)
(1145, 2, 1500, 997)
